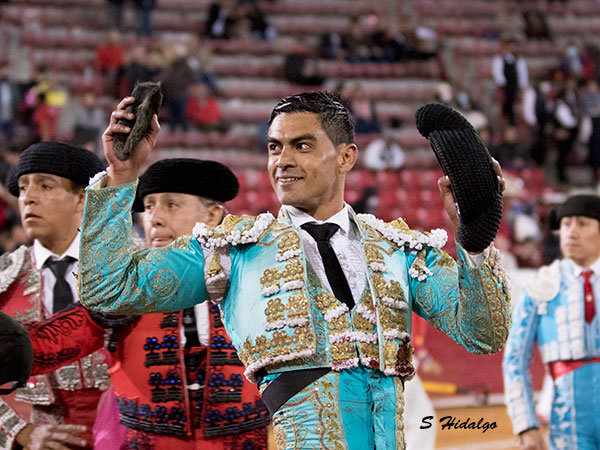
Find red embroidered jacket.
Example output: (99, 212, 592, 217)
(0, 246, 110, 449)
(21, 304, 269, 447)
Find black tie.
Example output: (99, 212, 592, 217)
(301, 222, 354, 308)
(45, 257, 76, 314)
(182, 307, 201, 348)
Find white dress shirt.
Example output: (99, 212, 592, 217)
(555, 100, 578, 129)
(179, 301, 210, 347)
(492, 53, 529, 88)
(284, 204, 367, 303)
(569, 257, 600, 281)
(33, 234, 80, 315)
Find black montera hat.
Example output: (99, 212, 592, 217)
(7, 142, 105, 196)
(0, 312, 33, 390)
(548, 194, 600, 230)
(132, 158, 239, 212)
(416, 103, 503, 253)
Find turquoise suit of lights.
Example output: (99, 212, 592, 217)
(503, 259, 600, 450)
(79, 175, 511, 450)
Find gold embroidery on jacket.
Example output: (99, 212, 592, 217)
(364, 237, 413, 377)
(288, 293, 309, 320)
(171, 235, 193, 249)
(277, 231, 301, 253)
(413, 249, 511, 354)
(265, 298, 286, 322)
(273, 376, 347, 450)
(272, 423, 288, 450)
(211, 215, 250, 240)
(237, 325, 314, 367)
(394, 377, 406, 450)
(207, 249, 223, 279)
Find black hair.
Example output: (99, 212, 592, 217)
(268, 91, 355, 147)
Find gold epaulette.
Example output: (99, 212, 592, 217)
(194, 213, 275, 247)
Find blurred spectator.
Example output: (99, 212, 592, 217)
(363, 131, 405, 170)
(106, 0, 125, 32)
(133, 0, 156, 37)
(283, 41, 324, 86)
(580, 79, 600, 182)
(0, 63, 19, 146)
(411, 25, 439, 60)
(513, 236, 543, 268)
(319, 31, 343, 60)
(204, 0, 237, 39)
(45, 80, 68, 110)
(161, 44, 194, 132)
(434, 81, 458, 107)
(559, 42, 584, 80)
(493, 39, 529, 126)
(522, 10, 551, 40)
(393, 12, 439, 61)
(229, 14, 252, 41)
(539, 211, 561, 265)
(553, 87, 579, 183)
(122, 44, 157, 94)
(563, 76, 580, 122)
(359, 14, 386, 62)
(504, 187, 543, 268)
(455, 90, 489, 131)
(341, 16, 372, 63)
(95, 31, 126, 97)
(582, 43, 600, 83)
(186, 83, 221, 129)
(21, 65, 50, 129)
(346, 84, 381, 135)
(187, 35, 218, 91)
(371, 23, 415, 63)
(32, 92, 60, 142)
(243, 2, 275, 41)
(72, 91, 105, 154)
(492, 126, 530, 169)
(147, 40, 169, 70)
(523, 80, 554, 165)
(22, 65, 49, 97)
(492, 6, 523, 42)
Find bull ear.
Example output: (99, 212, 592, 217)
(114, 82, 163, 161)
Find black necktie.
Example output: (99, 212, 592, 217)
(182, 307, 201, 348)
(301, 222, 354, 308)
(45, 257, 76, 314)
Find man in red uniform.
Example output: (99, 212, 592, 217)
(0, 142, 107, 449)
(113, 158, 269, 449)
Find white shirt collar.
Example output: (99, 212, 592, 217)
(283, 204, 351, 235)
(33, 233, 80, 270)
(568, 256, 600, 278)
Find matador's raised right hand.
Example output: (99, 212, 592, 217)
(102, 96, 160, 187)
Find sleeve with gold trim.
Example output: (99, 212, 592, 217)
(410, 239, 511, 354)
(78, 176, 207, 314)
